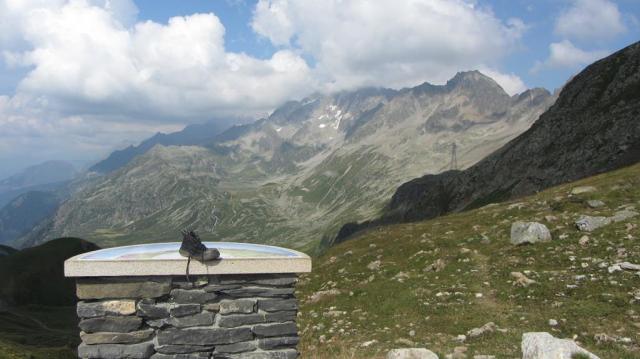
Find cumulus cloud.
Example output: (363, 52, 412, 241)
(251, 0, 526, 94)
(5, 1, 312, 120)
(0, 0, 530, 174)
(532, 40, 609, 73)
(555, 0, 626, 42)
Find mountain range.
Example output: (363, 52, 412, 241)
(335, 40, 640, 244)
(14, 71, 554, 251)
(0, 160, 76, 208)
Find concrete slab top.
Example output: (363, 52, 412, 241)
(64, 242, 312, 277)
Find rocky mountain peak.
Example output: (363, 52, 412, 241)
(446, 70, 506, 94)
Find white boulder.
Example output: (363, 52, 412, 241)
(521, 332, 600, 359)
(510, 222, 552, 245)
(387, 348, 439, 359)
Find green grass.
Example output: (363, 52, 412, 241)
(297, 163, 640, 358)
(0, 306, 77, 359)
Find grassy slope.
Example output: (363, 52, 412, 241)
(297, 163, 640, 358)
(0, 306, 77, 359)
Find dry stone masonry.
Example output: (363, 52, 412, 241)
(74, 274, 300, 359)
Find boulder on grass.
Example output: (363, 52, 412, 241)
(521, 332, 600, 359)
(510, 222, 551, 245)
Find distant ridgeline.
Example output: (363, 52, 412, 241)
(16, 68, 555, 252)
(333, 40, 640, 245)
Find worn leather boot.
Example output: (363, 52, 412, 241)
(179, 230, 220, 261)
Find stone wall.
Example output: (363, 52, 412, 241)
(74, 274, 300, 359)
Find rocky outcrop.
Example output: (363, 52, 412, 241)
(335, 41, 640, 244)
(74, 274, 300, 359)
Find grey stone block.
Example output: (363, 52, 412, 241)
(258, 336, 299, 350)
(220, 287, 294, 298)
(252, 323, 297, 338)
(218, 311, 295, 328)
(214, 341, 257, 354)
(218, 274, 297, 287)
(80, 329, 154, 345)
(155, 345, 215, 354)
(218, 349, 298, 359)
(137, 301, 171, 319)
(219, 299, 256, 314)
(77, 300, 137, 318)
(77, 341, 154, 359)
(166, 312, 215, 328)
(157, 327, 253, 346)
(203, 284, 242, 293)
(257, 299, 297, 313)
(170, 304, 201, 317)
(79, 316, 143, 333)
(203, 303, 220, 312)
(151, 353, 211, 359)
(77, 277, 171, 299)
(171, 289, 217, 304)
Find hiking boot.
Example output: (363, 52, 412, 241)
(179, 230, 220, 262)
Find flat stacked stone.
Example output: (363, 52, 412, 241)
(75, 274, 300, 359)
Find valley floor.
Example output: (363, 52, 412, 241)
(297, 163, 640, 358)
(0, 306, 77, 359)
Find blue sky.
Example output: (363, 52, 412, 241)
(0, 0, 638, 178)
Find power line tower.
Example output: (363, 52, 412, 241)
(449, 142, 458, 171)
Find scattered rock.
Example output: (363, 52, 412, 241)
(544, 215, 558, 222)
(511, 272, 536, 287)
(426, 259, 446, 272)
(619, 262, 640, 271)
(394, 338, 415, 346)
(361, 340, 378, 347)
(387, 348, 439, 359)
(510, 222, 551, 245)
(611, 209, 639, 222)
(521, 332, 600, 359)
(367, 260, 382, 271)
(608, 264, 622, 273)
(466, 322, 496, 338)
(571, 186, 596, 195)
(578, 235, 590, 246)
(308, 289, 340, 303)
(587, 200, 605, 208)
(576, 215, 611, 232)
(548, 319, 558, 327)
(454, 335, 466, 343)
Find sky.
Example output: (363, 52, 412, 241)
(0, 0, 638, 178)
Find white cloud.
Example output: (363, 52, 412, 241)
(532, 40, 609, 73)
(251, 0, 526, 92)
(0, 0, 530, 173)
(555, 0, 626, 42)
(479, 68, 527, 95)
(5, 1, 312, 120)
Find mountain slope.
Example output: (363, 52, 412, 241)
(298, 162, 640, 358)
(89, 120, 237, 174)
(20, 72, 554, 251)
(335, 41, 640, 244)
(0, 237, 99, 306)
(0, 161, 75, 207)
(0, 191, 61, 245)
